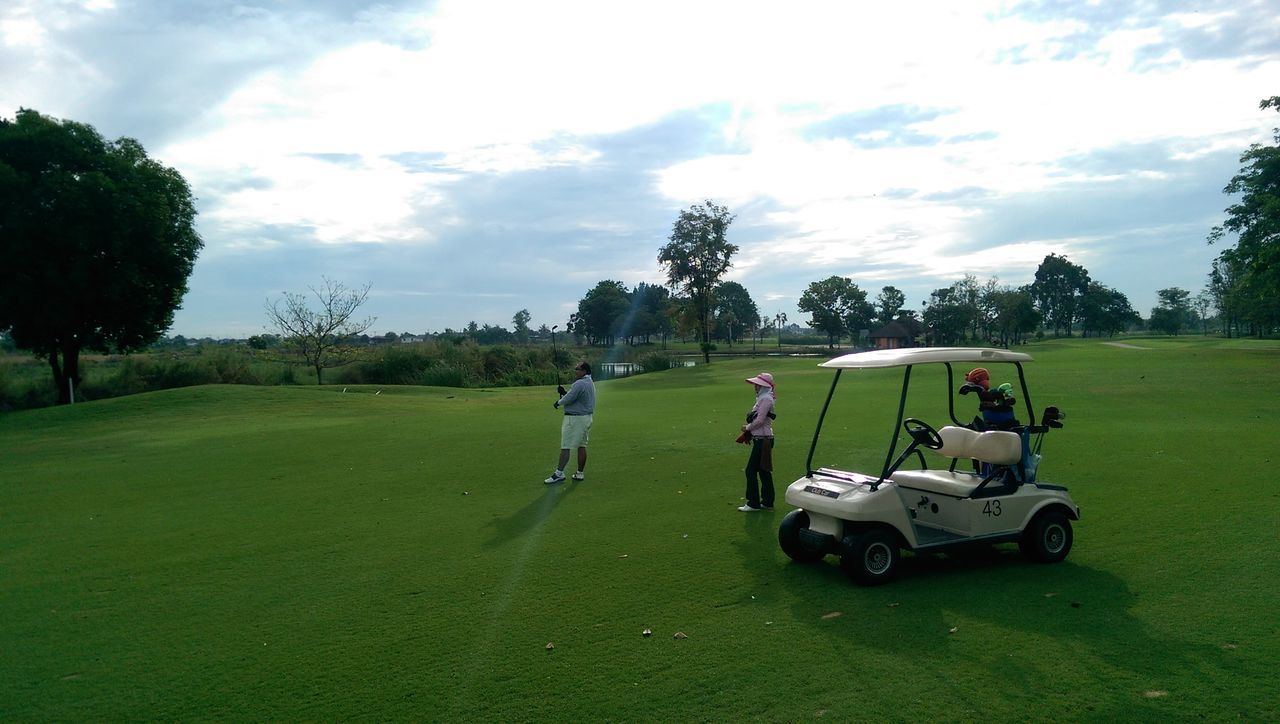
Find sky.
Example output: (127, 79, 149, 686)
(3, 0, 1277, 338)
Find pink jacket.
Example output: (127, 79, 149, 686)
(744, 393, 775, 438)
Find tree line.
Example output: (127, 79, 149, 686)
(4, 97, 1278, 403)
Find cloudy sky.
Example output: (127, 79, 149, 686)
(3, 0, 1277, 338)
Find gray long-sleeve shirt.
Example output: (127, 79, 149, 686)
(558, 375, 596, 415)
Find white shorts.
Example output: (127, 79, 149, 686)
(560, 414, 592, 449)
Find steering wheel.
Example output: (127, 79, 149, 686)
(903, 418, 944, 450)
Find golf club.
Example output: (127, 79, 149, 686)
(551, 325, 565, 394)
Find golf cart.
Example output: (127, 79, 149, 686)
(778, 348, 1078, 585)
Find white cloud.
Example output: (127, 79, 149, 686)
(6, 0, 1277, 334)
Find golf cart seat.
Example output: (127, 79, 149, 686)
(890, 426, 1022, 497)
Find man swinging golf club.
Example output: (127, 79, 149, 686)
(545, 361, 595, 484)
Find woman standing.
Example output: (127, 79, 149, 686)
(739, 372, 776, 512)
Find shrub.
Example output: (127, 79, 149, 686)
(362, 346, 435, 385)
(419, 365, 465, 388)
(0, 363, 58, 411)
(482, 346, 521, 383)
(206, 349, 261, 385)
(639, 352, 677, 373)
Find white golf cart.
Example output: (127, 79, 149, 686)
(778, 347, 1078, 585)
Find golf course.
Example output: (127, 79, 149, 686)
(2, 337, 1277, 721)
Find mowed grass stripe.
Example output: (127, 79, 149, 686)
(2, 339, 1277, 720)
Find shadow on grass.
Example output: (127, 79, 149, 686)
(483, 480, 579, 549)
(732, 531, 1252, 719)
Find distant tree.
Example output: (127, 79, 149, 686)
(512, 308, 532, 345)
(713, 281, 759, 345)
(658, 200, 738, 362)
(985, 286, 1039, 346)
(1192, 290, 1214, 335)
(798, 276, 873, 348)
(1208, 96, 1280, 336)
(265, 277, 375, 384)
(668, 298, 699, 342)
(875, 286, 906, 326)
(632, 282, 673, 345)
(0, 108, 202, 403)
(976, 276, 1001, 340)
(1078, 282, 1140, 338)
(473, 324, 512, 345)
(246, 334, 276, 350)
(1149, 287, 1193, 335)
(922, 286, 970, 345)
(955, 274, 983, 340)
(1031, 253, 1091, 336)
(0, 330, 16, 353)
(576, 280, 630, 346)
(1208, 257, 1245, 337)
(773, 311, 788, 349)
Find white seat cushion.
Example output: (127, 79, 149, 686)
(890, 469, 983, 497)
(968, 430, 1022, 465)
(937, 426, 979, 458)
(889, 426, 1023, 496)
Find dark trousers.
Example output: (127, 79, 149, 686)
(744, 437, 775, 508)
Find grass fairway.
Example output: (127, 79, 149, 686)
(3, 338, 1278, 721)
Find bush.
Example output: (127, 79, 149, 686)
(420, 365, 465, 388)
(0, 362, 57, 411)
(356, 346, 435, 385)
(205, 349, 261, 385)
(639, 352, 677, 373)
(482, 346, 521, 383)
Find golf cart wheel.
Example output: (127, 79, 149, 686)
(1020, 510, 1073, 563)
(778, 510, 826, 563)
(841, 529, 900, 586)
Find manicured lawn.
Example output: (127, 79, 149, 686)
(2, 337, 1277, 720)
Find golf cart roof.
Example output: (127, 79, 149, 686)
(819, 347, 1033, 370)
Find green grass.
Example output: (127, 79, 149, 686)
(2, 338, 1278, 720)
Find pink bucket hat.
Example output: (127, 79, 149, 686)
(745, 372, 775, 391)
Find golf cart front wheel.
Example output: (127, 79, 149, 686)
(1020, 510, 1073, 563)
(778, 510, 826, 563)
(841, 529, 900, 586)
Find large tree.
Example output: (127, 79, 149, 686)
(0, 109, 202, 403)
(266, 277, 375, 384)
(1031, 253, 1091, 336)
(512, 309, 532, 345)
(922, 286, 970, 346)
(1208, 96, 1280, 336)
(657, 200, 737, 362)
(574, 280, 630, 346)
(798, 276, 873, 348)
(1078, 282, 1139, 338)
(875, 286, 906, 326)
(632, 282, 673, 345)
(1148, 287, 1192, 336)
(985, 286, 1040, 347)
(713, 280, 759, 345)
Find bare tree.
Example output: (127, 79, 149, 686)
(266, 277, 375, 384)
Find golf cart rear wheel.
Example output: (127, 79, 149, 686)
(778, 510, 826, 563)
(841, 529, 900, 586)
(1020, 510, 1073, 563)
